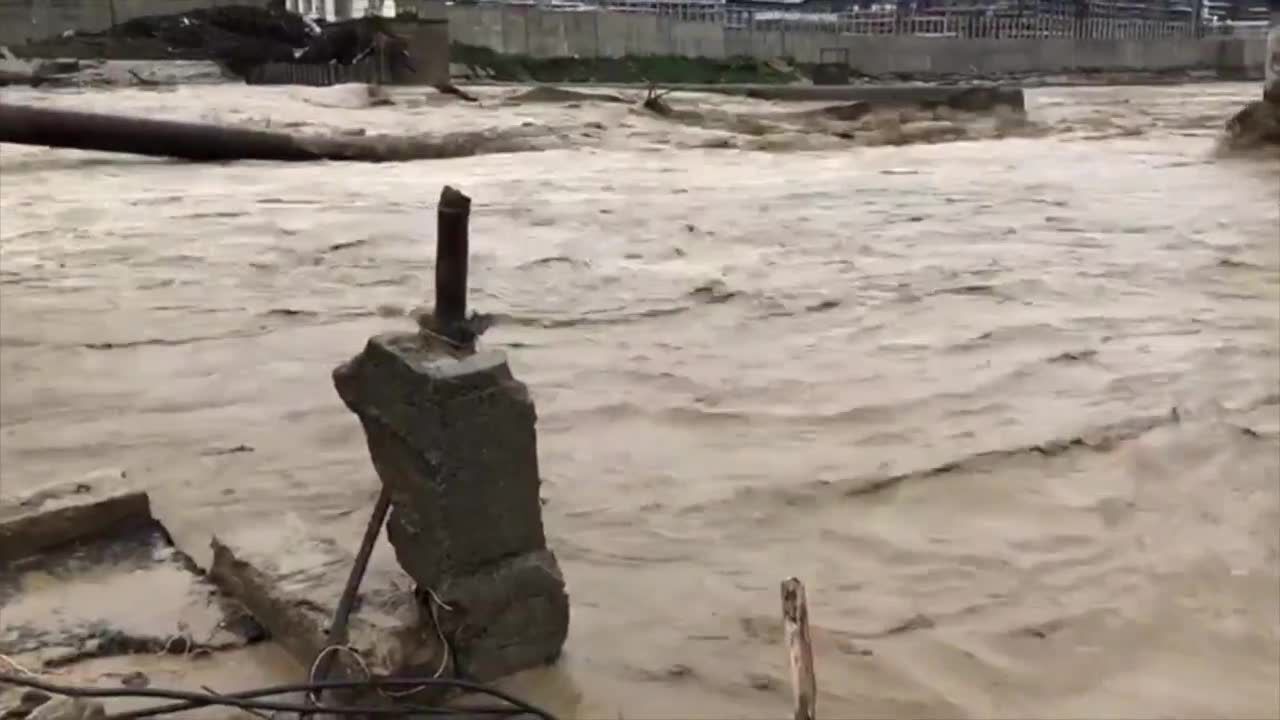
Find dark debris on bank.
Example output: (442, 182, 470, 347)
(6, 2, 413, 81)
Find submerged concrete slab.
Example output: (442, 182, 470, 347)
(0, 481, 152, 564)
(0, 482, 262, 670)
(207, 514, 451, 690)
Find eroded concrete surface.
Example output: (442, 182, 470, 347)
(0, 81, 1278, 718)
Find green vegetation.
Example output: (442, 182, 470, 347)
(450, 43, 800, 84)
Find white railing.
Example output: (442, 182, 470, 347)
(582, 2, 1201, 37)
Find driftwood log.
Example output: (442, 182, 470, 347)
(0, 103, 544, 162)
(781, 577, 817, 720)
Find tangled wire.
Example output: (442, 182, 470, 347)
(0, 672, 558, 720)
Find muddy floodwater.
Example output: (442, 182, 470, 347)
(1, 81, 1278, 719)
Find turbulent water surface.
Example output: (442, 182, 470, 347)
(1, 81, 1278, 718)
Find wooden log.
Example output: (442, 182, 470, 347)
(0, 103, 547, 163)
(781, 577, 817, 720)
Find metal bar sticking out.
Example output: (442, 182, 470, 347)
(310, 489, 391, 705)
(434, 186, 471, 342)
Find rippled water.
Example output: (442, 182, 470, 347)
(1, 81, 1278, 718)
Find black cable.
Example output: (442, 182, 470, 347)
(112, 679, 545, 720)
(138, 676, 554, 719)
(0, 673, 558, 720)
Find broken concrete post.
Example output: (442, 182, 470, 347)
(331, 187, 569, 682)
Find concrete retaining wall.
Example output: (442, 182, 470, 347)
(447, 4, 1266, 77)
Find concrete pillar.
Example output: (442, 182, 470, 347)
(333, 335, 570, 681)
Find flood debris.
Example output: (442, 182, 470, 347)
(807, 102, 873, 123)
(506, 86, 628, 105)
(635, 86, 1035, 147)
(1221, 98, 1280, 151)
(8, 5, 417, 84)
(1219, 20, 1279, 153)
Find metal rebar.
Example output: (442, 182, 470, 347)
(434, 186, 472, 341)
(308, 489, 392, 708)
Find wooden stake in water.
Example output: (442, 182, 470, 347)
(781, 577, 816, 720)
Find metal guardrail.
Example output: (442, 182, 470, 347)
(476, 0, 1266, 39)
(584, 3, 1203, 37)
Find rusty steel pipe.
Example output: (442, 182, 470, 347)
(433, 185, 471, 342)
(0, 102, 322, 162)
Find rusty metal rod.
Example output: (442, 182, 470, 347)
(0, 102, 323, 162)
(309, 488, 392, 709)
(434, 186, 471, 340)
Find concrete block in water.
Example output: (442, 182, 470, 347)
(0, 483, 152, 564)
(333, 332, 569, 681)
(208, 515, 450, 685)
(1, 481, 262, 670)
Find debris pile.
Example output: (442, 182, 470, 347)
(1222, 98, 1280, 151)
(11, 4, 412, 82)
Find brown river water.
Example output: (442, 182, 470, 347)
(1, 80, 1278, 719)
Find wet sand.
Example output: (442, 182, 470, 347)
(1, 82, 1278, 718)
